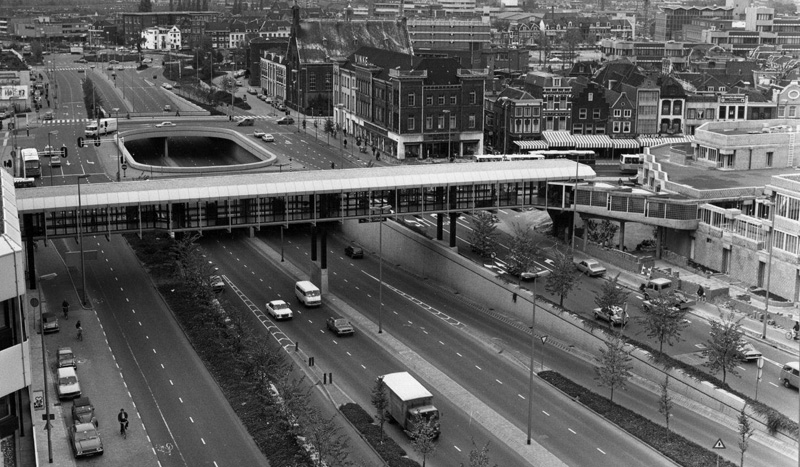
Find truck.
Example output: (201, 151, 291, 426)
(84, 118, 117, 137)
(641, 278, 696, 310)
(380, 372, 440, 437)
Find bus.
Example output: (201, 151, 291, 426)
(21, 148, 41, 178)
(527, 150, 597, 165)
(475, 154, 545, 162)
(70, 46, 84, 55)
(619, 154, 644, 175)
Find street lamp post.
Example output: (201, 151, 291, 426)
(47, 130, 58, 186)
(77, 175, 89, 306)
(378, 216, 384, 334)
(760, 196, 776, 340)
(38, 272, 58, 463)
(443, 109, 451, 160)
(526, 270, 550, 445)
(112, 108, 120, 181)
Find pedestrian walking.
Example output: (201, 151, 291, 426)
(62, 300, 69, 319)
(75, 320, 82, 341)
(697, 285, 705, 302)
(118, 409, 129, 437)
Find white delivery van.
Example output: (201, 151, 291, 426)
(295, 281, 321, 307)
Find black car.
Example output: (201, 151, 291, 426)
(345, 245, 364, 259)
(71, 397, 98, 426)
(276, 116, 294, 125)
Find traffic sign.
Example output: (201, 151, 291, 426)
(121, 163, 128, 170)
(29, 297, 39, 308)
(77, 137, 84, 148)
(94, 139, 101, 147)
(712, 438, 725, 450)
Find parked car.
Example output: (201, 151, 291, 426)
(57, 367, 81, 399)
(326, 316, 354, 336)
(76, 58, 87, 64)
(593, 306, 628, 326)
(261, 133, 275, 142)
(736, 340, 762, 362)
(163, 104, 172, 112)
(69, 422, 103, 457)
(576, 259, 607, 277)
(344, 245, 364, 259)
(253, 130, 266, 138)
(58, 347, 76, 368)
(237, 117, 254, 127)
(155, 121, 176, 128)
(109, 60, 119, 64)
(210, 275, 225, 293)
(266, 300, 293, 320)
(276, 103, 287, 111)
(71, 397, 97, 426)
(116, 65, 124, 70)
(42, 312, 59, 333)
(276, 116, 294, 125)
(247, 87, 257, 94)
(257, 94, 265, 100)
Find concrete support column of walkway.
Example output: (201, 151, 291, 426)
(619, 220, 626, 251)
(163, 137, 168, 158)
(449, 212, 458, 248)
(25, 215, 36, 289)
(320, 227, 327, 270)
(655, 226, 663, 259)
(436, 213, 444, 241)
(582, 216, 588, 251)
(310, 225, 317, 262)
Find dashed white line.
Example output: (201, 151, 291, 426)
(201, 438, 206, 445)
(160, 363, 164, 369)
(475, 365, 482, 370)
(179, 397, 183, 403)
(568, 428, 576, 434)
(169, 380, 173, 385)
(153, 348, 157, 354)
(361, 364, 366, 369)
(542, 410, 550, 416)
(457, 352, 463, 357)
(454, 445, 461, 452)
(597, 448, 606, 455)
(439, 341, 445, 345)
(189, 417, 194, 423)
(496, 379, 503, 385)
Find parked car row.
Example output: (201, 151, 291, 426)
(55, 346, 104, 458)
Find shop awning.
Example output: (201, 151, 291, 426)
(514, 140, 549, 151)
(542, 131, 576, 148)
(573, 134, 612, 149)
(637, 135, 695, 147)
(611, 138, 640, 149)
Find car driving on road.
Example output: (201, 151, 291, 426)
(276, 116, 294, 125)
(261, 133, 275, 142)
(266, 300, 293, 320)
(326, 316, 354, 336)
(345, 245, 364, 259)
(576, 259, 607, 277)
(155, 121, 176, 128)
(253, 130, 266, 138)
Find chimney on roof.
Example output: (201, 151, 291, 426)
(346, 4, 353, 22)
(291, 1, 300, 35)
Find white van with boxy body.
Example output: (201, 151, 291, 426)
(295, 281, 321, 307)
(781, 361, 799, 388)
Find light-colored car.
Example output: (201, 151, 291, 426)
(266, 300, 293, 320)
(253, 130, 266, 138)
(576, 259, 607, 277)
(57, 367, 81, 399)
(247, 87, 257, 94)
(261, 133, 275, 142)
(161, 83, 173, 90)
(116, 65, 124, 70)
(326, 316, 354, 336)
(210, 275, 224, 293)
(58, 347, 76, 368)
(69, 422, 103, 457)
(42, 312, 59, 333)
(736, 340, 762, 362)
(155, 121, 176, 128)
(593, 306, 628, 326)
(781, 362, 799, 388)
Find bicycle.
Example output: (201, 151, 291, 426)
(786, 331, 799, 341)
(120, 420, 128, 438)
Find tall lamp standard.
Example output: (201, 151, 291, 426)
(112, 108, 121, 181)
(760, 195, 776, 340)
(77, 175, 89, 305)
(526, 269, 550, 445)
(47, 130, 58, 186)
(442, 109, 451, 160)
(37, 272, 58, 463)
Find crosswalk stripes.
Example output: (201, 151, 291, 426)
(41, 119, 92, 126)
(55, 66, 137, 71)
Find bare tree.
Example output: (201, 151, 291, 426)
(469, 211, 498, 259)
(410, 413, 439, 467)
(371, 376, 389, 443)
(638, 293, 689, 353)
(703, 310, 744, 384)
(467, 439, 498, 467)
(594, 333, 633, 403)
(544, 250, 580, 307)
(737, 405, 754, 467)
(657, 376, 673, 442)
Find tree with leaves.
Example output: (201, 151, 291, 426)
(737, 405, 754, 467)
(467, 440, 498, 467)
(594, 273, 630, 316)
(299, 411, 351, 467)
(505, 223, 538, 279)
(658, 376, 673, 442)
(638, 293, 689, 353)
(138, 0, 153, 12)
(371, 376, 389, 443)
(562, 27, 583, 68)
(703, 310, 745, 384)
(410, 413, 439, 467)
(544, 250, 579, 307)
(469, 211, 498, 260)
(586, 219, 619, 247)
(594, 333, 633, 403)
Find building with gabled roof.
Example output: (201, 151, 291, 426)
(285, 4, 413, 117)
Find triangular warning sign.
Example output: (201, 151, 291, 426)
(713, 439, 725, 450)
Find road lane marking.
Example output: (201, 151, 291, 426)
(454, 445, 461, 452)
(496, 379, 503, 385)
(179, 397, 183, 403)
(439, 341, 445, 345)
(457, 352, 463, 357)
(568, 428, 576, 434)
(597, 448, 606, 455)
(475, 365, 482, 370)
(190, 417, 194, 423)
(518, 394, 525, 399)
(542, 411, 549, 416)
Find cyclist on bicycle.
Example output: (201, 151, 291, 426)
(118, 409, 129, 436)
